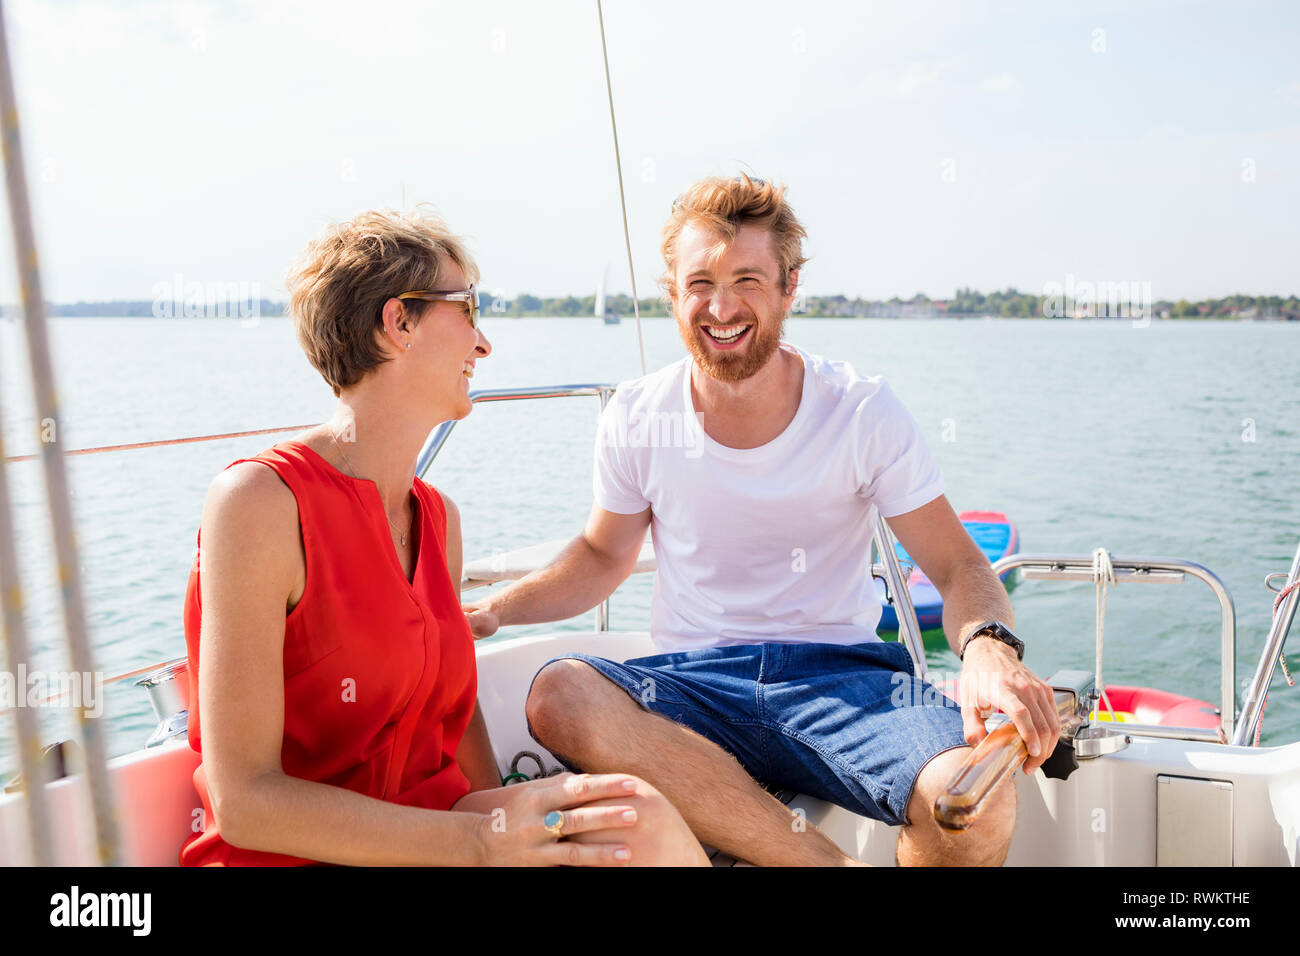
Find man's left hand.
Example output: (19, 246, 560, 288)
(958, 637, 1060, 774)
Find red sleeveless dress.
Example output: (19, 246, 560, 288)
(179, 440, 477, 866)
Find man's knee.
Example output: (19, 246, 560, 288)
(905, 746, 1017, 862)
(526, 659, 620, 756)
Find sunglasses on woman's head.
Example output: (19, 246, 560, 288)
(396, 284, 480, 329)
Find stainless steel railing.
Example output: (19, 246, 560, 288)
(418, 385, 619, 630)
(416, 384, 617, 479)
(1234, 538, 1300, 746)
(872, 517, 927, 678)
(990, 552, 1237, 743)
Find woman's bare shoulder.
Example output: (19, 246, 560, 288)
(205, 460, 296, 522)
(201, 461, 302, 575)
(197, 461, 306, 619)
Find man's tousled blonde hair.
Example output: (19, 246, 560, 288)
(660, 174, 808, 297)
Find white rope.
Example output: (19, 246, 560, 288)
(1092, 547, 1117, 718)
(0, 0, 119, 865)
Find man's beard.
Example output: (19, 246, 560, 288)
(677, 308, 786, 384)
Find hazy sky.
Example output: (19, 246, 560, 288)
(2, 0, 1297, 303)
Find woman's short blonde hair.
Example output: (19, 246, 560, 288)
(659, 174, 808, 298)
(287, 208, 479, 396)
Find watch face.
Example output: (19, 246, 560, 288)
(991, 626, 1024, 657)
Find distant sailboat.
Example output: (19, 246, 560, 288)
(595, 266, 621, 325)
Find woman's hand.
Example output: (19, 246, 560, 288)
(456, 773, 642, 866)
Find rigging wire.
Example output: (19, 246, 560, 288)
(595, 0, 647, 377)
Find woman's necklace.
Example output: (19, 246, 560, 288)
(329, 428, 408, 547)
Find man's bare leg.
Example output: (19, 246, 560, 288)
(896, 746, 1017, 866)
(526, 659, 857, 866)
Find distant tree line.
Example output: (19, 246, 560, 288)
(8, 290, 1298, 320)
(799, 289, 1299, 320)
(485, 292, 670, 317)
(7, 299, 288, 318)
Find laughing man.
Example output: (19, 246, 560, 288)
(466, 175, 1059, 865)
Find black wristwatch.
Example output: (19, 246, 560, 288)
(958, 620, 1024, 661)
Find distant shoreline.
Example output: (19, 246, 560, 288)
(3, 288, 1297, 322)
(11, 312, 1298, 323)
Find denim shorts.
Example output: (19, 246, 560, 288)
(533, 640, 968, 827)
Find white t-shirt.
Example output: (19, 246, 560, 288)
(593, 343, 945, 652)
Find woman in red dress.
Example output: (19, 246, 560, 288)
(181, 209, 706, 866)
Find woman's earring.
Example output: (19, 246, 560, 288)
(406, 343, 411, 349)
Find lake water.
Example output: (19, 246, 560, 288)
(1, 316, 1297, 776)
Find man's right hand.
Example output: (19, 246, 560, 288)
(463, 604, 500, 639)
